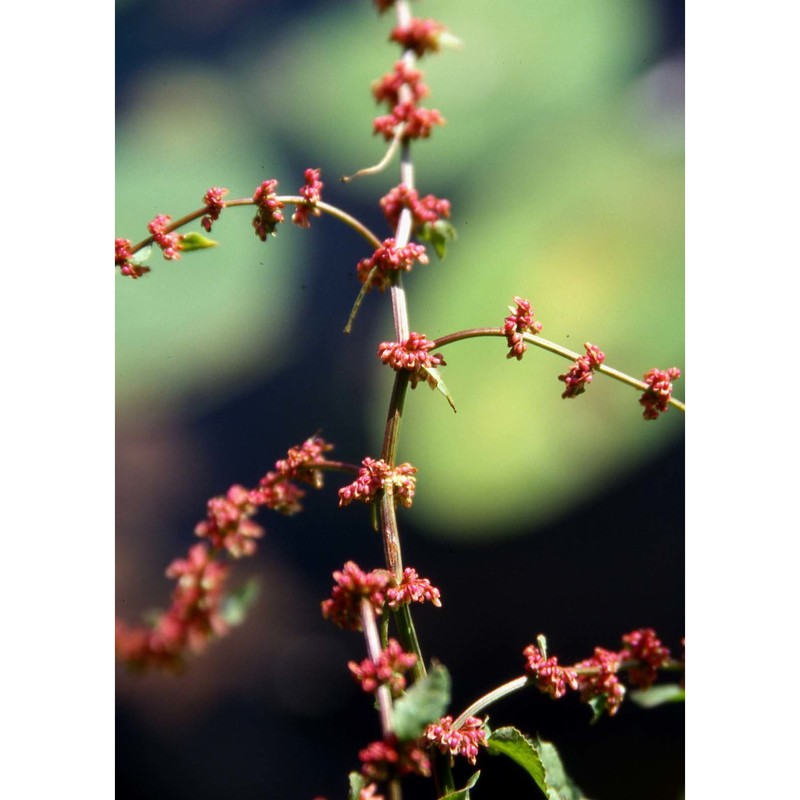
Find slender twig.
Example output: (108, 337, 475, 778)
(431, 327, 686, 411)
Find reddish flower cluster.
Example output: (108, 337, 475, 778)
(195, 436, 333, 557)
(522, 629, 677, 717)
(117, 437, 333, 670)
(575, 647, 626, 716)
(504, 296, 543, 360)
(358, 786, 384, 800)
(252, 179, 285, 240)
(372, 61, 429, 106)
(148, 214, 183, 260)
(377, 332, 445, 388)
(195, 484, 265, 558)
(386, 567, 442, 610)
(359, 736, 431, 781)
(639, 366, 681, 420)
(390, 18, 446, 57)
(115, 238, 150, 279)
(115, 543, 230, 672)
(338, 457, 417, 509)
(356, 238, 429, 290)
(620, 628, 671, 689)
(374, 101, 445, 142)
(321, 561, 391, 631)
(523, 644, 579, 699)
(201, 186, 227, 232)
(292, 168, 324, 228)
(379, 183, 451, 233)
(349, 638, 417, 697)
(558, 342, 606, 398)
(425, 715, 487, 766)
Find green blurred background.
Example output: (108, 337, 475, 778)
(117, 1, 683, 798)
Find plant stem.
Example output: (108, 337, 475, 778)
(431, 328, 686, 412)
(126, 196, 382, 256)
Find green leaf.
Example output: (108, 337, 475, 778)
(130, 245, 152, 265)
(392, 662, 451, 740)
(179, 231, 219, 251)
(220, 579, 260, 627)
(629, 684, 685, 708)
(586, 694, 609, 724)
(348, 771, 366, 800)
(420, 365, 457, 413)
(439, 770, 481, 800)
(487, 728, 590, 800)
(419, 220, 457, 260)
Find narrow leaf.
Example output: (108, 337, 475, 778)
(392, 662, 451, 740)
(420, 366, 457, 413)
(179, 231, 219, 251)
(629, 684, 685, 708)
(348, 771, 366, 800)
(220, 579, 260, 626)
(439, 771, 480, 800)
(419, 220, 457, 260)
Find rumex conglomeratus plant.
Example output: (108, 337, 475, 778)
(116, 2, 685, 798)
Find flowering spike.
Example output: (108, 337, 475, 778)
(620, 628, 671, 689)
(115, 238, 150, 279)
(575, 647, 626, 717)
(379, 183, 450, 233)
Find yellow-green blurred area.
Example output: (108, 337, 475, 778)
(117, 0, 683, 542)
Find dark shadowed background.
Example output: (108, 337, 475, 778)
(116, 1, 684, 798)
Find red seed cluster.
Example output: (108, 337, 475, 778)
(390, 18, 447, 57)
(503, 296, 543, 360)
(377, 332, 445, 388)
(359, 736, 431, 781)
(425, 715, 487, 765)
(292, 168, 324, 228)
(338, 457, 417, 510)
(523, 644, 579, 699)
(348, 638, 417, 697)
(379, 183, 450, 233)
(148, 214, 183, 260)
(321, 561, 391, 631)
(201, 186, 228, 232)
(558, 342, 606, 398)
(639, 366, 681, 420)
(252, 179, 285, 240)
(357, 238, 429, 291)
(386, 567, 442, 610)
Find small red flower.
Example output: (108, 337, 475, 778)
(523, 644, 578, 699)
(387, 567, 442, 610)
(639, 367, 681, 420)
(338, 458, 417, 509)
(201, 186, 228, 232)
(379, 183, 450, 233)
(359, 736, 431, 781)
(194, 484, 265, 558)
(292, 168, 324, 228)
(373, 102, 445, 142)
(425, 715, 487, 765)
(321, 561, 391, 631)
(356, 238, 429, 291)
(148, 214, 183, 260)
(349, 638, 417, 697)
(377, 332, 445, 388)
(575, 647, 626, 716)
(620, 628, 671, 689)
(252, 179, 285, 240)
(390, 18, 447, 57)
(115, 238, 150, 278)
(558, 342, 606, 398)
(503, 296, 543, 360)
(372, 61, 429, 107)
